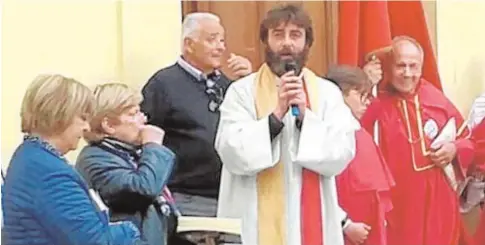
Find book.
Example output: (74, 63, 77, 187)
(430, 117, 458, 191)
(176, 216, 242, 236)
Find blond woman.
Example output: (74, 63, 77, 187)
(2, 74, 142, 245)
(75, 83, 176, 245)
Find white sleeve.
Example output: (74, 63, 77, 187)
(468, 94, 485, 130)
(290, 83, 360, 176)
(215, 83, 281, 176)
(338, 205, 351, 229)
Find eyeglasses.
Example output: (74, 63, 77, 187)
(361, 92, 375, 103)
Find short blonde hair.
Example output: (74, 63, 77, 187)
(84, 83, 143, 143)
(21, 74, 95, 135)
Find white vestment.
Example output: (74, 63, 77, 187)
(215, 73, 360, 245)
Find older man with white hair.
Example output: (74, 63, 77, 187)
(141, 12, 252, 217)
(362, 36, 474, 245)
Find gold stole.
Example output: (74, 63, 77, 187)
(399, 95, 468, 171)
(254, 64, 319, 245)
(399, 95, 434, 171)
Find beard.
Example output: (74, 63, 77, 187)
(264, 45, 309, 77)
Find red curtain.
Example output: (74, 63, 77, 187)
(338, 0, 442, 91)
(337, 1, 392, 66)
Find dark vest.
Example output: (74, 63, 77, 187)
(141, 63, 232, 198)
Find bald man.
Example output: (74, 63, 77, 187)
(361, 36, 474, 245)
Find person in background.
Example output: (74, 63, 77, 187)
(461, 93, 485, 212)
(470, 119, 485, 244)
(328, 65, 395, 245)
(361, 36, 474, 245)
(75, 83, 177, 245)
(460, 92, 485, 235)
(2, 74, 142, 245)
(215, 4, 360, 245)
(464, 93, 485, 244)
(141, 12, 252, 217)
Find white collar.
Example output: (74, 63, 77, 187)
(177, 56, 220, 82)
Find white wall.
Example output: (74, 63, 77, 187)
(437, 1, 485, 116)
(1, 1, 182, 167)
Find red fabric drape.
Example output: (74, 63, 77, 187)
(387, 1, 442, 91)
(337, 0, 442, 91)
(337, 1, 392, 66)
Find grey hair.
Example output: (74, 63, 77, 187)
(392, 35, 425, 62)
(180, 12, 220, 53)
(181, 12, 220, 40)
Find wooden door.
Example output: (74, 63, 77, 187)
(182, 1, 338, 76)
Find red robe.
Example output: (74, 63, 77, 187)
(471, 119, 485, 245)
(337, 128, 395, 245)
(361, 79, 475, 245)
(471, 118, 485, 175)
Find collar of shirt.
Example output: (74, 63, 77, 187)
(177, 56, 220, 87)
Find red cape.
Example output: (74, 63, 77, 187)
(337, 128, 395, 245)
(338, 128, 395, 192)
(360, 79, 474, 245)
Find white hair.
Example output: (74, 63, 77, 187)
(392, 35, 425, 62)
(181, 12, 220, 51)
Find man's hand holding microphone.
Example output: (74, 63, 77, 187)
(273, 62, 307, 122)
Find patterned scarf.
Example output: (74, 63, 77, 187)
(97, 137, 179, 216)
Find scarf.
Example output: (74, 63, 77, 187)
(96, 137, 177, 210)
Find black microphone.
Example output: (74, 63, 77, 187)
(284, 61, 300, 117)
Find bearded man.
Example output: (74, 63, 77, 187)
(214, 4, 360, 245)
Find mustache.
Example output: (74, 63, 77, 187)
(278, 48, 294, 56)
(264, 46, 309, 76)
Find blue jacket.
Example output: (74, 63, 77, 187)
(76, 141, 175, 245)
(2, 138, 143, 245)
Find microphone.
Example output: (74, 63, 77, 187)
(284, 61, 300, 117)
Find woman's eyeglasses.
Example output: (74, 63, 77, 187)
(360, 92, 375, 105)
